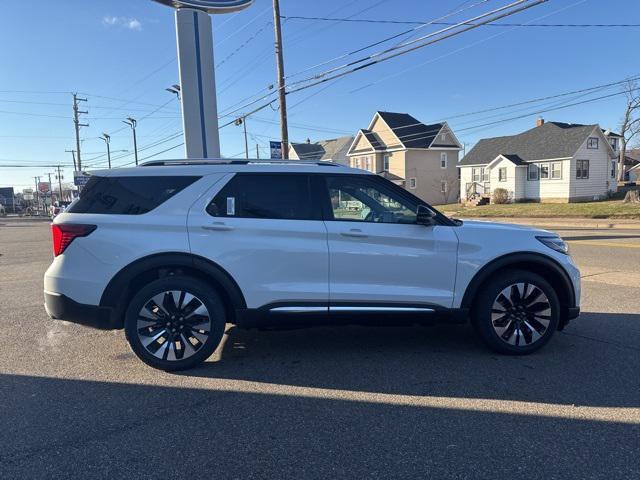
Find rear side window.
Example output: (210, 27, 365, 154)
(207, 174, 316, 220)
(68, 176, 200, 215)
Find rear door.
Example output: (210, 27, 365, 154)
(187, 173, 329, 309)
(319, 174, 458, 309)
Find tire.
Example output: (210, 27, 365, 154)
(471, 269, 560, 355)
(124, 276, 227, 371)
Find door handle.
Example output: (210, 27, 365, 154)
(202, 222, 234, 232)
(341, 229, 368, 238)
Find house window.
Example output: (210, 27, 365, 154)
(441, 133, 446, 142)
(498, 167, 507, 182)
(440, 152, 448, 169)
(540, 164, 549, 179)
(551, 162, 562, 179)
(364, 156, 370, 171)
(611, 160, 616, 178)
(353, 158, 360, 169)
(482, 168, 489, 182)
(409, 178, 417, 189)
(441, 181, 448, 193)
(587, 137, 599, 149)
(472, 167, 481, 182)
(576, 159, 590, 179)
(610, 138, 617, 151)
(383, 154, 390, 171)
(528, 164, 539, 180)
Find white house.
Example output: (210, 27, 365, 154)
(459, 119, 618, 203)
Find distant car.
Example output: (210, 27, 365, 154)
(44, 159, 581, 371)
(49, 201, 71, 219)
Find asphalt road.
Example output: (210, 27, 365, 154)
(0, 219, 638, 479)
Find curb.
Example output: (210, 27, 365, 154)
(466, 217, 640, 230)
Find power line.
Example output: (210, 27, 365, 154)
(280, 16, 640, 28)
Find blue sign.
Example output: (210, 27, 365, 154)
(152, 0, 253, 13)
(74, 172, 91, 187)
(270, 141, 282, 159)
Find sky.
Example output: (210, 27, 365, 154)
(1, 0, 639, 191)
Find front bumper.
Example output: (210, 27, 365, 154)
(44, 291, 119, 330)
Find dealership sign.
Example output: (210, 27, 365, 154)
(152, 0, 253, 14)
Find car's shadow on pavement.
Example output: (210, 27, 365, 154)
(183, 312, 640, 409)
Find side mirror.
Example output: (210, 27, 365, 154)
(416, 205, 436, 226)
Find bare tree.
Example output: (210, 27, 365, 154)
(433, 174, 459, 204)
(617, 79, 640, 182)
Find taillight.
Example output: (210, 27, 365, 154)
(51, 224, 97, 257)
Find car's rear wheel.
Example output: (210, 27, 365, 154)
(471, 269, 560, 355)
(124, 276, 226, 371)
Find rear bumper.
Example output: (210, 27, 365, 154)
(44, 291, 119, 330)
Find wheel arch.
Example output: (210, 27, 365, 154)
(100, 252, 246, 328)
(460, 252, 576, 317)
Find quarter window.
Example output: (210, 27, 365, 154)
(207, 174, 315, 220)
(498, 167, 507, 182)
(587, 137, 599, 149)
(325, 176, 419, 224)
(576, 159, 590, 179)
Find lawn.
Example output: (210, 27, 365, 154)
(435, 200, 640, 219)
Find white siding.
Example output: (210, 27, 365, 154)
(489, 158, 517, 200)
(569, 129, 617, 200)
(459, 166, 473, 201)
(524, 159, 571, 200)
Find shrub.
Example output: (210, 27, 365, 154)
(492, 188, 510, 204)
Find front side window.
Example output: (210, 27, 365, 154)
(587, 137, 599, 149)
(576, 159, 590, 179)
(498, 167, 507, 182)
(551, 162, 562, 179)
(325, 175, 418, 224)
(207, 174, 315, 220)
(441, 152, 448, 169)
(540, 164, 549, 179)
(528, 164, 539, 180)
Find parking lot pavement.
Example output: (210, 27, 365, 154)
(0, 221, 638, 479)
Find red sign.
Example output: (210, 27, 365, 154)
(38, 182, 51, 194)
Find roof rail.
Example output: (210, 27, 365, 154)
(140, 158, 342, 167)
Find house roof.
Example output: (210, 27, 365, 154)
(376, 111, 450, 149)
(460, 122, 603, 166)
(602, 128, 623, 138)
(290, 142, 325, 160)
(379, 171, 404, 181)
(360, 129, 385, 151)
(627, 148, 640, 161)
(316, 136, 354, 160)
(500, 154, 527, 166)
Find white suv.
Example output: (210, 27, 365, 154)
(44, 160, 581, 371)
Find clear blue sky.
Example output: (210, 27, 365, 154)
(1, 0, 639, 190)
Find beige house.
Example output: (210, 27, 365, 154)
(346, 111, 462, 204)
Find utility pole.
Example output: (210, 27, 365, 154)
(72, 93, 89, 171)
(56, 165, 64, 202)
(65, 149, 77, 171)
(47, 172, 53, 206)
(123, 118, 139, 165)
(272, 0, 289, 159)
(256, 144, 260, 159)
(100, 133, 112, 168)
(34, 177, 39, 213)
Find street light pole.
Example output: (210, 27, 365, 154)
(100, 133, 112, 168)
(123, 118, 138, 165)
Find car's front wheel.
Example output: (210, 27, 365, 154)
(124, 276, 226, 371)
(471, 269, 560, 355)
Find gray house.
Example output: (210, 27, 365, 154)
(288, 136, 354, 166)
(459, 119, 618, 203)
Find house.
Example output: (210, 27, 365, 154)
(288, 136, 354, 166)
(459, 118, 618, 203)
(623, 148, 640, 183)
(346, 111, 462, 204)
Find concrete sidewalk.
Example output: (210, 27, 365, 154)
(465, 217, 640, 230)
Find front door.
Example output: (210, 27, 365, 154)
(319, 174, 458, 308)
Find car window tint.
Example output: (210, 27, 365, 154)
(68, 176, 200, 215)
(207, 174, 315, 220)
(326, 176, 418, 224)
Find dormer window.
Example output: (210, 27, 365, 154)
(587, 137, 599, 149)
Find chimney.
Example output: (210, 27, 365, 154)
(306, 138, 311, 144)
(536, 117, 545, 127)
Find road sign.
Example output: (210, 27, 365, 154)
(270, 141, 282, 159)
(74, 172, 91, 187)
(38, 182, 50, 194)
(152, 0, 253, 14)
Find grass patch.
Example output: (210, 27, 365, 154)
(435, 200, 640, 219)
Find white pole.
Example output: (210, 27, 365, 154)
(175, 8, 220, 158)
